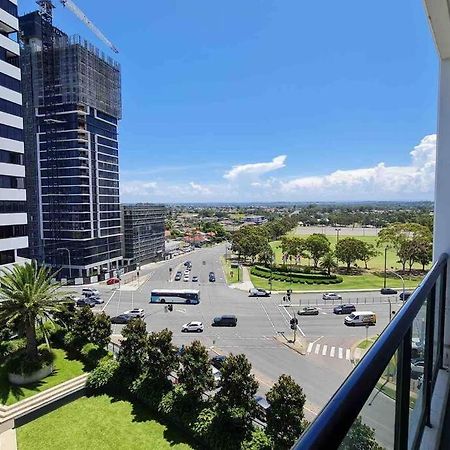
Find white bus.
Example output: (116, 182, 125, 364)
(150, 289, 200, 305)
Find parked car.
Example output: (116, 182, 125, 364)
(192, 276, 199, 282)
(333, 304, 356, 315)
(82, 288, 100, 297)
(107, 277, 120, 285)
(400, 291, 413, 301)
(344, 311, 377, 326)
(380, 287, 398, 295)
(123, 308, 145, 318)
(111, 314, 133, 324)
(411, 359, 424, 379)
(175, 273, 182, 281)
(184, 270, 190, 276)
(322, 292, 342, 300)
(212, 315, 237, 327)
(297, 306, 319, 316)
(86, 295, 104, 304)
(249, 288, 270, 297)
(76, 297, 96, 308)
(183, 275, 190, 282)
(209, 355, 227, 369)
(254, 395, 271, 422)
(211, 365, 222, 387)
(181, 321, 204, 333)
(184, 261, 192, 267)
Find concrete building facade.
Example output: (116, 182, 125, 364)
(0, 0, 28, 267)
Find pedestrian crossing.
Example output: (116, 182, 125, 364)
(306, 342, 352, 361)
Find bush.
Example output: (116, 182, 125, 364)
(86, 357, 119, 392)
(191, 407, 216, 440)
(6, 345, 56, 375)
(63, 331, 78, 351)
(0, 338, 26, 361)
(242, 429, 272, 450)
(81, 343, 109, 369)
(251, 266, 340, 283)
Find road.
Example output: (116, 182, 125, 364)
(73, 244, 398, 448)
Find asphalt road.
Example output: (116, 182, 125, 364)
(73, 244, 400, 448)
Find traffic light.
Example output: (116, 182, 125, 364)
(168, 304, 173, 312)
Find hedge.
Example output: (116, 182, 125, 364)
(251, 266, 343, 285)
(253, 265, 338, 280)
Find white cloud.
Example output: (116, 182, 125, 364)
(280, 134, 436, 199)
(120, 181, 157, 196)
(223, 155, 287, 180)
(189, 181, 212, 195)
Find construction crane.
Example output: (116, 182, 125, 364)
(37, 0, 119, 54)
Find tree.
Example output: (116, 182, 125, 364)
(215, 354, 259, 438)
(72, 306, 95, 346)
(360, 242, 379, 269)
(92, 313, 112, 348)
(305, 234, 331, 268)
(0, 261, 67, 360)
(320, 252, 338, 275)
(335, 238, 367, 270)
(232, 226, 269, 263)
(414, 239, 432, 271)
(340, 417, 384, 450)
(266, 374, 306, 450)
(258, 243, 275, 267)
(118, 318, 147, 381)
(178, 340, 214, 401)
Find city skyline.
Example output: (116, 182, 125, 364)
(18, 0, 439, 203)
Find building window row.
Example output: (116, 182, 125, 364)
(97, 136, 118, 148)
(0, 97, 21, 117)
(0, 123, 23, 142)
(0, 200, 26, 213)
(0, 46, 19, 68)
(0, 1, 18, 18)
(0, 224, 27, 239)
(0, 174, 24, 189)
(0, 149, 23, 165)
(0, 71, 21, 93)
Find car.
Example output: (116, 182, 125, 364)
(411, 359, 424, 379)
(322, 292, 342, 300)
(184, 270, 190, 275)
(184, 261, 192, 267)
(123, 308, 145, 318)
(107, 277, 120, 285)
(249, 288, 270, 297)
(87, 295, 104, 304)
(192, 276, 199, 282)
(209, 355, 227, 369)
(211, 365, 222, 387)
(400, 291, 413, 301)
(111, 314, 134, 324)
(209, 272, 216, 282)
(76, 297, 96, 308)
(181, 321, 204, 333)
(380, 287, 398, 295)
(175, 274, 182, 281)
(297, 306, 319, 316)
(82, 288, 100, 297)
(183, 275, 190, 282)
(212, 315, 237, 327)
(333, 304, 356, 315)
(254, 395, 271, 422)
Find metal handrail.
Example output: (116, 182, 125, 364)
(293, 252, 449, 450)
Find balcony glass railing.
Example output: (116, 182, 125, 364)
(293, 253, 448, 450)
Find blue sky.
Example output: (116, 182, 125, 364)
(20, 0, 439, 202)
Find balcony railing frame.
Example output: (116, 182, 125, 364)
(293, 252, 449, 450)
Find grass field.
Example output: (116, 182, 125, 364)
(271, 235, 430, 271)
(16, 394, 195, 450)
(0, 349, 84, 406)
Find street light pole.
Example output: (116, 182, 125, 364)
(383, 246, 388, 289)
(335, 228, 341, 243)
(57, 247, 71, 279)
(386, 268, 405, 322)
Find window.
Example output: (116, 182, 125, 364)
(0, 249, 14, 265)
(0, 224, 27, 239)
(0, 200, 26, 213)
(0, 71, 20, 92)
(0, 149, 23, 164)
(0, 0, 18, 17)
(0, 124, 22, 141)
(0, 175, 24, 189)
(0, 46, 19, 68)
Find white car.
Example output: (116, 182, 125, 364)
(322, 292, 342, 300)
(183, 275, 190, 282)
(211, 365, 221, 387)
(82, 288, 100, 297)
(123, 308, 145, 318)
(184, 270, 190, 275)
(181, 321, 204, 333)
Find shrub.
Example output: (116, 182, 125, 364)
(81, 343, 109, 369)
(6, 345, 56, 375)
(241, 429, 272, 450)
(191, 407, 216, 440)
(86, 357, 119, 392)
(63, 331, 78, 351)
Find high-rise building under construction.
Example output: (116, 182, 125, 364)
(19, 9, 122, 280)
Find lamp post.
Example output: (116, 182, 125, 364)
(335, 228, 341, 243)
(57, 247, 71, 279)
(386, 268, 405, 321)
(383, 246, 388, 289)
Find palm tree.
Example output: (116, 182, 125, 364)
(320, 252, 338, 276)
(0, 261, 67, 360)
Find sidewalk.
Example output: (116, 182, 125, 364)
(229, 266, 254, 292)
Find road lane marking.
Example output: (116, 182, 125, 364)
(258, 299, 278, 334)
(314, 344, 320, 355)
(338, 348, 343, 359)
(307, 342, 313, 353)
(280, 306, 306, 337)
(101, 290, 117, 312)
(330, 346, 335, 357)
(346, 349, 351, 360)
(322, 345, 327, 356)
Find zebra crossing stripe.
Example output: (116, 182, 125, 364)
(346, 349, 351, 360)
(330, 346, 335, 357)
(307, 343, 313, 353)
(322, 345, 327, 356)
(314, 344, 320, 354)
(338, 348, 343, 359)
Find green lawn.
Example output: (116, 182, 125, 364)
(0, 348, 84, 406)
(222, 257, 243, 284)
(17, 394, 195, 450)
(271, 235, 430, 271)
(250, 272, 421, 291)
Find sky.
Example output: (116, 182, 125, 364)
(20, 0, 439, 203)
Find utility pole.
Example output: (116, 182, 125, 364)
(383, 246, 388, 289)
(335, 227, 341, 243)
